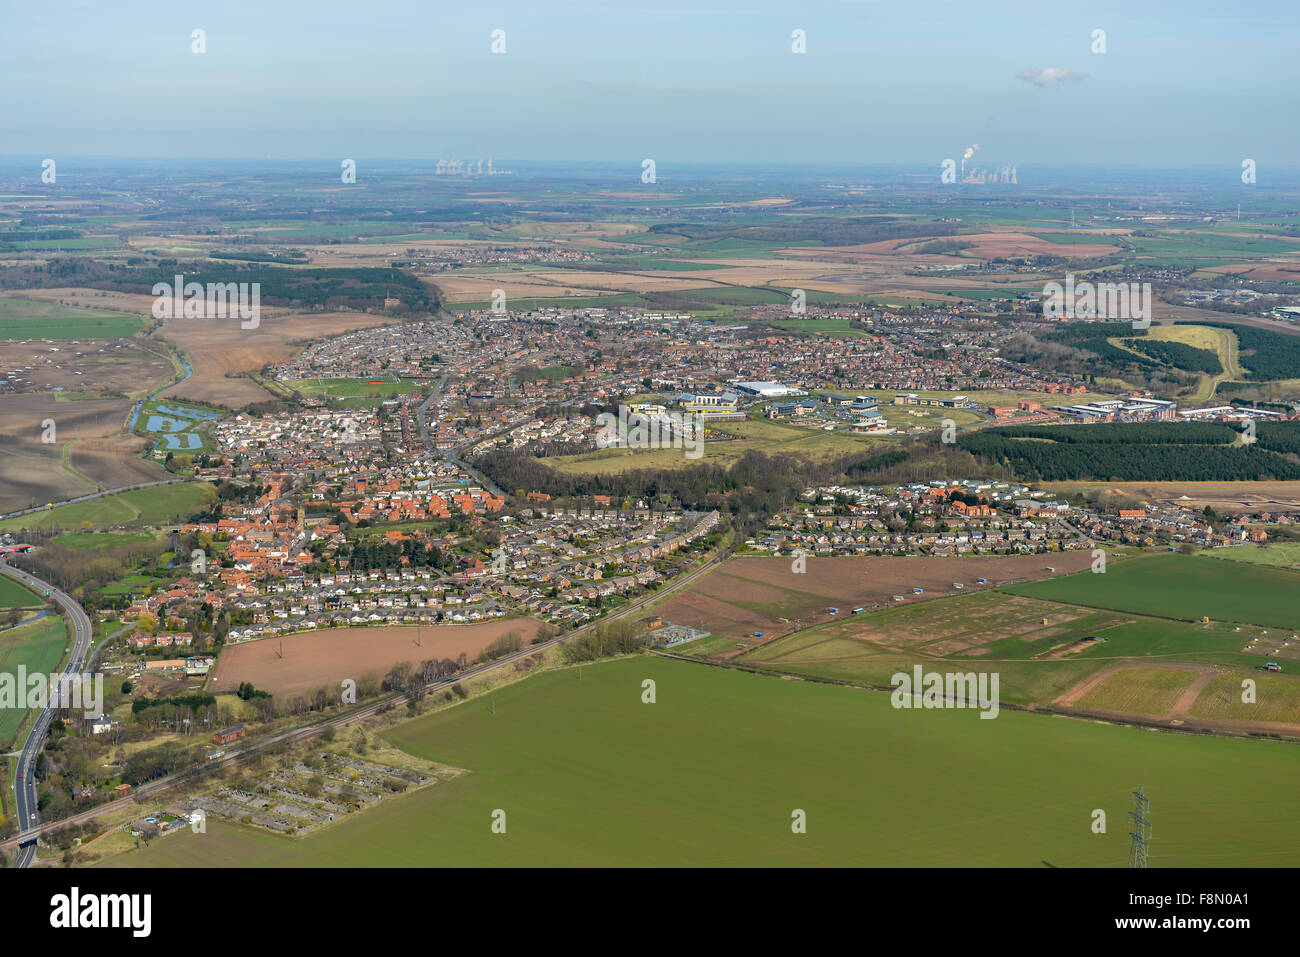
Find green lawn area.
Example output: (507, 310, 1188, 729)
(0, 576, 41, 609)
(1002, 552, 1300, 631)
(0, 297, 142, 339)
(0, 615, 68, 744)
(0, 483, 214, 532)
(102, 656, 1300, 866)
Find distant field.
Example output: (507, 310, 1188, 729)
(0, 576, 41, 609)
(103, 657, 1300, 867)
(10, 237, 120, 251)
(0, 297, 142, 339)
(940, 286, 1041, 301)
(0, 482, 212, 531)
(1040, 480, 1300, 513)
(1130, 232, 1300, 264)
(759, 317, 867, 337)
(1003, 552, 1300, 630)
(0, 615, 67, 744)
(1030, 232, 1124, 247)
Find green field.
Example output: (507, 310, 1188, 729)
(760, 317, 868, 337)
(0, 615, 68, 743)
(0, 483, 213, 532)
(10, 237, 120, 251)
(739, 624, 1107, 706)
(1003, 552, 1300, 631)
(0, 297, 143, 339)
(103, 656, 1300, 866)
(0, 576, 41, 609)
(287, 376, 429, 398)
(1129, 232, 1300, 264)
(1030, 232, 1124, 247)
(1201, 541, 1300, 569)
(940, 287, 1041, 301)
(52, 530, 159, 552)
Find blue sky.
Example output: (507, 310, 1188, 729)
(3, 0, 1297, 166)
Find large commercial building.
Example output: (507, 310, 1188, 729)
(733, 380, 801, 398)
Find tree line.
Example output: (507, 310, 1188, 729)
(959, 425, 1300, 482)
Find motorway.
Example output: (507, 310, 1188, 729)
(0, 540, 730, 859)
(0, 561, 95, 868)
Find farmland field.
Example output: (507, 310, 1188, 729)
(0, 576, 41, 608)
(654, 553, 1098, 646)
(1003, 552, 1300, 630)
(0, 572, 42, 608)
(724, 553, 1300, 732)
(208, 620, 547, 699)
(1189, 672, 1300, 725)
(102, 656, 1300, 867)
(0, 615, 67, 744)
(51, 530, 159, 551)
(0, 296, 143, 339)
(0, 482, 212, 531)
(1201, 541, 1300, 569)
(1073, 667, 1202, 716)
(0, 395, 159, 514)
(1040, 480, 1300, 513)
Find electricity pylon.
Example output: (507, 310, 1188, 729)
(1127, 786, 1151, 868)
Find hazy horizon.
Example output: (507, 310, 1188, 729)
(5, 0, 1298, 166)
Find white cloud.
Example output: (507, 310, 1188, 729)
(1018, 67, 1088, 87)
